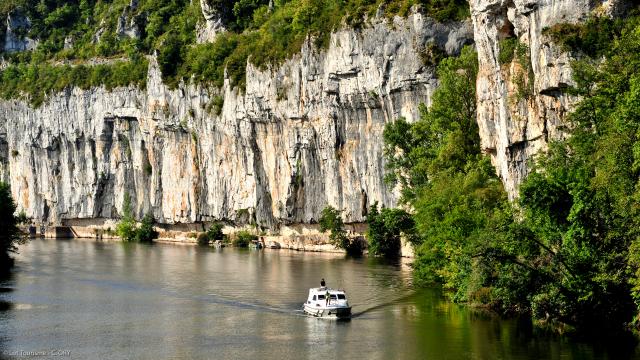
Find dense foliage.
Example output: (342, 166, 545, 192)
(518, 14, 640, 332)
(319, 205, 363, 256)
(384, 15, 640, 333)
(209, 223, 225, 240)
(0, 0, 469, 104)
(115, 193, 158, 243)
(233, 230, 257, 247)
(0, 182, 26, 273)
(134, 212, 158, 243)
(0, 55, 147, 107)
(198, 223, 224, 245)
(384, 45, 511, 303)
(366, 201, 416, 258)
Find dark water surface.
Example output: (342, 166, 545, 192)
(0, 239, 638, 359)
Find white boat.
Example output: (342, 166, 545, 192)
(303, 287, 352, 319)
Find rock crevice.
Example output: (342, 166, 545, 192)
(471, 0, 629, 198)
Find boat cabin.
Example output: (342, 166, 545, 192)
(306, 288, 348, 305)
(303, 287, 352, 318)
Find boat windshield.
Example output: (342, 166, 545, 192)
(317, 295, 325, 300)
(337, 294, 345, 300)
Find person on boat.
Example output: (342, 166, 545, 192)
(325, 290, 331, 306)
(320, 278, 326, 288)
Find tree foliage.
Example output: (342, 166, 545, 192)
(511, 15, 640, 331)
(0, 0, 469, 104)
(366, 202, 416, 258)
(383, 46, 478, 203)
(115, 193, 136, 241)
(0, 182, 27, 273)
(199, 222, 224, 245)
(233, 230, 257, 247)
(384, 15, 640, 333)
(115, 193, 158, 243)
(207, 223, 224, 241)
(134, 212, 158, 243)
(319, 205, 363, 256)
(319, 206, 349, 248)
(384, 46, 511, 302)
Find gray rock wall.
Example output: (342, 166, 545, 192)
(0, 13, 473, 227)
(3, 11, 37, 53)
(471, 0, 629, 198)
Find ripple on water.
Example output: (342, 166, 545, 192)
(0, 239, 637, 360)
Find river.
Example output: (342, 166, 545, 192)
(0, 238, 637, 359)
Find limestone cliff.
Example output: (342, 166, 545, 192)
(0, 13, 473, 227)
(471, 0, 631, 198)
(3, 11, 37, 53)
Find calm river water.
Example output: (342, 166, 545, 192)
(0, 238, 638, 359)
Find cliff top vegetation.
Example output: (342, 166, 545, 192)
(0, 0, 469, 106)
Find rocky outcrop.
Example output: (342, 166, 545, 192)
(0, 13, 473, 227)
(197, 0, 226, 43)
(116, 0, 145, 40)
(3, 11, 37, 53)
(470, 0, 628, 198)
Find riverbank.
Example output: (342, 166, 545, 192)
(24, 219, 415, 257)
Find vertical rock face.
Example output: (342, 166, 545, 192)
(470, 0, 627, 198)
(116, 0, 145, 40)
(0, 14, 473, 227)
(3, 11, 37, 53)
(197, 0, 226, 43)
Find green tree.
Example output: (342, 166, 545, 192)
(115, 193, 136, 242)
(234, 230, 256, 247)
(319, 205, 348, 247)
(502, 15, 640, 331)
(319, 205, 362, 256)
(384, 46, 479, 203)
(384, 16, 640, 334)
(199, 222, 224, 245)
(134, 212, 158, 243)
(0, 182, 26, 273)
(116, 195, 158, 243)
(366, 202, 416, 258)
(157, 32, 183, 82)
(383, 46, 510, 303)
(207, 223, 224, 241)
(233, 0, 269, 30)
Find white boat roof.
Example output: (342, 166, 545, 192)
(309, 287, 346, 294)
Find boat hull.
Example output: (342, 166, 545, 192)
(303, 304, 352, 319)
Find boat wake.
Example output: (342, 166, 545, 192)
(350, 293, 415, 318)
(26, 265, 413, 320)
(200, 293, 309, 317)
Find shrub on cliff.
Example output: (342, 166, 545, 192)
(197, 223, 224, 245)
(0, 0, 470, 104)
(233, 231, 256, 247)
(366, 202, 416, 258)
(134, 213, 158, 243)
(207, 223, 224, 241)
(319, 205, 363, 256)
(0, 182, 27, 274)
(115, 194, 158, 243)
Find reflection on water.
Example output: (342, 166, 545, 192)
(0, 238, 637, 359)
